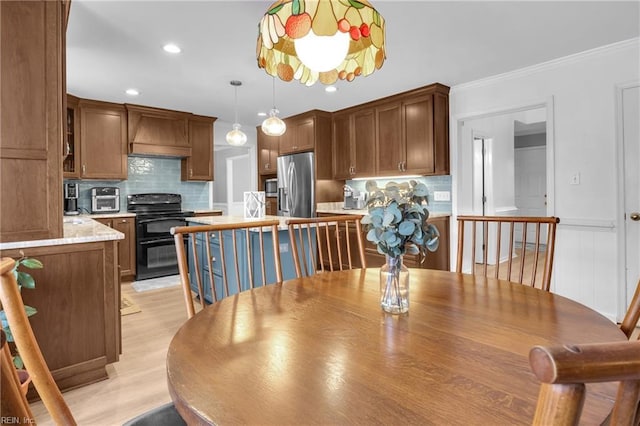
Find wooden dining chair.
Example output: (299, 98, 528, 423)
(456, 215, 560, 291)
(171, 220, 283, 319)
(286, 215, 366, 278)
(0, 257, 186, 425)
(620, 278, 640, 340)
(529, 339, 640, 425)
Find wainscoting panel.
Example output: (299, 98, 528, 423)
(553, 224, 618, 321)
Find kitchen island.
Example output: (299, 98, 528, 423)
(186, 215, 314, 303)
(0, 218, 122, 393)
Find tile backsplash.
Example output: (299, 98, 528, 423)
(65, 157, 210, 213)
(346, 175, 452, 213)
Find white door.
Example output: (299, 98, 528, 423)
(515, 146, 547, 243)
(623, 85, 640, 305)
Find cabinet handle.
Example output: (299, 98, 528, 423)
(397, 162, 402, 172)
(190, 168, 193, 177)
(120, 219, 127, 223)
(82, 164, 86, 174)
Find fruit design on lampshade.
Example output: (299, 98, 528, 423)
(257, 0, 386, 86)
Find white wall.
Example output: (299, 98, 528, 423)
(450, 38, 640, 321)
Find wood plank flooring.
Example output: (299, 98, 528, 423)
(30, 283, 187, 425)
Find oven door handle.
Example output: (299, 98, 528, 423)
(139, 237, 177, 246)
(138, 217, 188, 224)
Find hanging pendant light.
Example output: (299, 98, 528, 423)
(261, 77, 286, 136)
(226, 80, 248, 146)
(256, 0, 386, 86)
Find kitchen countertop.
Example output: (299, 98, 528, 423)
(316, 202, 451, 218)
(188, 215, 294, 231)
(80, 212, 136, 219)
(0, 217, 124, 250)
(192, 209, 224, 215)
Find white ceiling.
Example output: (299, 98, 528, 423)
(66, 1, 640, 130)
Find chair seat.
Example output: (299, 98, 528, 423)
(122, 402, 185, 426)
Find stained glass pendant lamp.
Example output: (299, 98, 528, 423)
(226, 80, 248, 146)
(257, 0, 386, 86)
(261, 77, 286, 136)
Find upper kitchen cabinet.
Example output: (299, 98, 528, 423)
(257, 130, 279, 175)
(376, 84, 450, 176)
(79, 99, 128, 179)
(1, 0, 65, 242)
(127, 104, 191, 157)
(63, 94, 81, 178)
(277, 110, 332, 179)
(181, 115, 216, 181)
(332, 109, 376, 179)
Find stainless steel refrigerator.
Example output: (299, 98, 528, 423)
(277, 152, 315, 218)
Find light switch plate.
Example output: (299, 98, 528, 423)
(433, 191, 451, 201)
(570, 173, 580, 185)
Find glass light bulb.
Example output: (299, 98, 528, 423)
(261, 109, 286, 136)
(294, 30, 350, 72)
(226, 123, 247, 146)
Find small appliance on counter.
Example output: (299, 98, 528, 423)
(91, 187, 120, 213)
(343, 185, 367, 210)
(63, 183, 80, 216)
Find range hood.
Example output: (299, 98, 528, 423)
(127, 104, 192, 158)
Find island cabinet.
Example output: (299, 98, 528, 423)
(188, 225, 313, 303)
(79, 99, 128, 179)
(2, 240, 121, 393)
(376, 87, 450, 176)
(257, 130, 279, 175)
(126, 104, 191, 157)
(93, 217, 136, 280)
(1, 0, 65, 243)
(181, 115, 216, 181)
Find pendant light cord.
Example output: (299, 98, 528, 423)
(272, 77, 276, 110)
(234, 84, 239, 124)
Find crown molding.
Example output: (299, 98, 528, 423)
(451, 37, 640, 93)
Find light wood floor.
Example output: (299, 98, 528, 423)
(30, 283, 187, 425)
(472, 247, 548, 289)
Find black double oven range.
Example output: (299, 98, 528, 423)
(127, 193, 194, 281)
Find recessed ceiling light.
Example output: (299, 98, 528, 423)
(325, 86, 338, 93)
(257, 112, 267, 117)
(125, 88, 140, 96)
(163, 43, 181, 54)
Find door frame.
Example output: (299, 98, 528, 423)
(451, 96, 556, 270)
(615, 80, 640, 321)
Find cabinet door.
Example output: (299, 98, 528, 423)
(419, 216, 450, 271)
(113, 217, 136, 279)
(63, 94, 81, 178)
(404, 95, 435, 175)
(278, 121, 295, 154)
(265, 198, 277, 216)
(295, 117, 315, 152)
(182, 116, 214, 181)
(80, 101, 127, 179)
(353, 109, 376, 177)
(375, 102, 404, 176)
(258, 131, 279, 174)
(332, 113, 353, 179)
(1, 0, 64, 242)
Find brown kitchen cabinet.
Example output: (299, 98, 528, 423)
(1, 0, 65, 243)
(63, 94, 81, 178)
(332, 109, 376, 179)
(279, 116, 314, 154)
(79, 99, 128, 180)
(182, 115, 216, 181)
(93, 217, 136, 280)
(364, 215, 450, 271)
(376, 86, 450, 176)
(258, 130, 279, 175)
(265, 197, 277, 216)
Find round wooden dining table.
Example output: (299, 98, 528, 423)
(166, 269, 625, 425)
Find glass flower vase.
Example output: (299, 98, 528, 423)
(380, 255, 410, 314)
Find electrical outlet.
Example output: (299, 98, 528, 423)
(279, 243, 289, 253)
(433, 191, 451, 201)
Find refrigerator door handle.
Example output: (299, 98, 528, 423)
(289, 161, 298, 214)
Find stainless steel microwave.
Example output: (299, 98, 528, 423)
(264, 178, 277, 197)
